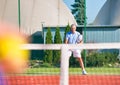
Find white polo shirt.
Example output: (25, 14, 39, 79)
(65, 31, 82, 57)
(66, 31, 82, 44)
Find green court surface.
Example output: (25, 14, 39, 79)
(25, 67, 120, 75)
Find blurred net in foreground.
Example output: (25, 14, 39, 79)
(5, 44, 120, 85)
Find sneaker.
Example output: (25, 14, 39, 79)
(82, 70, 87, 75)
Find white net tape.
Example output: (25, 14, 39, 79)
(21, 43, 120, 50)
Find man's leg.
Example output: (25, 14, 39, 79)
(77, 57, 87, 75)
(77, 57, 85, 70)
(73, 50, 87, 75)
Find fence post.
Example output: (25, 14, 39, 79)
(60, 45, 70, 85)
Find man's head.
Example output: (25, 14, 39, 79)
(71, 24, 77, 33)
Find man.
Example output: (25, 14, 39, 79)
(65, 24, 87, 75)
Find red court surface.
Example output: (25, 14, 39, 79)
(7, 75, 120, 85)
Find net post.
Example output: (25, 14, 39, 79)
(60, 45, 70, 85)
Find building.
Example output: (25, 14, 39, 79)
(0, 0, 76, 35)
(93, 0, 120, 60)
(93, 0, 120, 25)
(43, 25, 120, 43)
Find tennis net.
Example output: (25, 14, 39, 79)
(5, 43, 120, 85)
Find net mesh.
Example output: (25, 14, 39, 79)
(3, 44, 120, 85)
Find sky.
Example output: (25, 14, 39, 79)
(63, 0, 107, 24)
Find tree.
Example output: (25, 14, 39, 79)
(53, 27, 62, 66)
(71, 0, 86, 25)
(63, 23, 70, 42)
(44, 27, 53, 64)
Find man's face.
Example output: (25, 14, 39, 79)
(71, 25, 76, 33)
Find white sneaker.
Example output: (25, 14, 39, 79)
(82, 70, 87, 75)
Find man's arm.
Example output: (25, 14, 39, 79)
(65, 39, 68, 44)
(65, 33, 69, 44)
(77, 34, 83, 44)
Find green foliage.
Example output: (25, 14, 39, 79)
(30, 50, 44, 60)
(69, 50, 118, 67)
(29, 60, 43, 68)
(29, 60, 53, 68)
(86, 52, 104, 67)
(40, 63, 53, 68)
(44, 27, 53, 64)
(71, 0, 86, 25)
(30, 32, 44, 60)
(69, 56, 80, 67)
(53, 27, 62, 67)
(44, 50, 53, 64)
(86, 52, 118, 67)
(45, 27, 53, 44)
(64, 23, 70, 42)
(54, 27, 62, 43)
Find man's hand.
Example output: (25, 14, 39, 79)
(77, 40, 83, 44)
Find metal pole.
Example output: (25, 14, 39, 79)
(58, 0, 60, 26)
(41, 22, 45, 36)
(84, 0, 87, 67)
(18, 0, 21, 30)
(41, 22, 45, 44)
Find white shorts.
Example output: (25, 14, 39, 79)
(68, 49, 81, 58)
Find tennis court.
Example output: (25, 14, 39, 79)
(1, 0, 120, 85)
(0, 43, 119, 85)
(10, 43, 119, 85)
(7, 75, 120, 85)
(5, 67, 120, 85)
